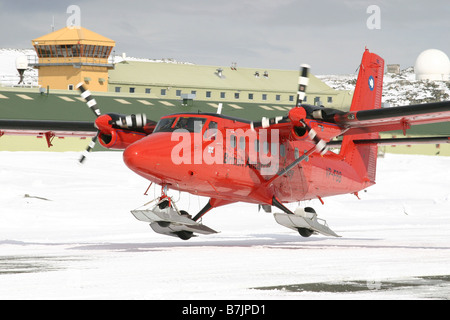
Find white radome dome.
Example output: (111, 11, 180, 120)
(415, 49, 450, 81)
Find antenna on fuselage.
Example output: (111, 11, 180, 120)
(217, 103, 223, 114)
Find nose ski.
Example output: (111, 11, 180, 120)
(131, 197, 218, 240)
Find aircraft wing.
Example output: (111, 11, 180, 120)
(334, 101, 450, 136)
(0, 119, 97, 137)
(0, 119, 97, 148)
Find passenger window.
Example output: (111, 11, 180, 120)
(280, 144, 286, 157)
(204, 121, 218, 140)
(239, 136, 245, 150)
(230, 135, 236, 148)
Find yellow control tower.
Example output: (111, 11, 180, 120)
(31, 26, 115, 92)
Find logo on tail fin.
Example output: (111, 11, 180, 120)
(368, 76, 375, 91)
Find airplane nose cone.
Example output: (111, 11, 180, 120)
(123, 140, 141, 172)
(123, 133, 173, 184)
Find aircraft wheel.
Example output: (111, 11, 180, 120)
(180, 210, 193, 220)
(298, 207, 316, 237)
(176, 231, 193, 240)
(156, 221, 170, 228)
(158, 199, 170, 209)
(298, 228, 314, 237)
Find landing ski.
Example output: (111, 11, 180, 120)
(274, 211, 340, 237)
(131, 204, 218, 238)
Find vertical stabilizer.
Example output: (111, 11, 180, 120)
(340, 49, 384, 184)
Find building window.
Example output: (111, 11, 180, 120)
(206, 91, 211, 98)
(328, 97, 333, 103)
(115, 87, 121, 93)
(220, 92, 226, 99)
(262, 94, 267, 101)
(68, 84, 74, 91)
(289, 95, 294, 102)
(161, 89, 166, 96)
(276, 95, 281, 101)
(145, 88, 151, 94)
(191, 90, 197, 95)
(129, 87, 135, 93)
(235, 93, 240, 99)
(176, 90, 182, 97)
(248, 93, 254, 100)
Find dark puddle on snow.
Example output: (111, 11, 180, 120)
(0, 256, 82, 275)
(255, 275, 450, 298)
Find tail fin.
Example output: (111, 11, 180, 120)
(340, 49, 384, 184)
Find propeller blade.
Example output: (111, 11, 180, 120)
(296, 64, 310, 107)
(79, 131, 99, 164)
(300, 119, 328, 155)
(77, 82, 101, 117)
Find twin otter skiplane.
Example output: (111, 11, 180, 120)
(2, 49, 450, 240)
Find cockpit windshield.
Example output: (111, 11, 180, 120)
(154, 116, 207, 133)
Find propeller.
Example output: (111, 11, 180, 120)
(76, 82, 152, 163)
(251, 64, 329, 155)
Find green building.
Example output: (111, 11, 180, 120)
(108, 60, 353, 109)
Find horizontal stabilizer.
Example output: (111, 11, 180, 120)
(335, 101, 450, 136)
(328, 136, 450, 147)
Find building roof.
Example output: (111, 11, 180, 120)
(108, 61, 336, 95)
(32, 27, 115, 46)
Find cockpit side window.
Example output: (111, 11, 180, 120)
(154, 117, 176, 133)
(173, 117, 206, 133)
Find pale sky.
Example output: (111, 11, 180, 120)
(1, 0, 449, 74)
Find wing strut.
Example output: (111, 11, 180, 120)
(265, 144, 317, 186)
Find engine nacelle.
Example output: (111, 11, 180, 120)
(98, 129, 146, 150)
(94, 114, 151, 150)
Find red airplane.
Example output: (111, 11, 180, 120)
(1, 49, 450, 240)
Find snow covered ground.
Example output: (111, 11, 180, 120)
(1, 151, 449, 300)
(318, 67, 450, 107)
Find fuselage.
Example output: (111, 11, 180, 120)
(123, 113, 372, 206)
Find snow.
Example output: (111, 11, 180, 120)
(1, 151, 449, 300)
(318, 67, 450, 107)
(0, 49, 38, 87)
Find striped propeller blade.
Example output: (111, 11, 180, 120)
(295, 64, 310, 107)
(77, 82, 101, 117)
